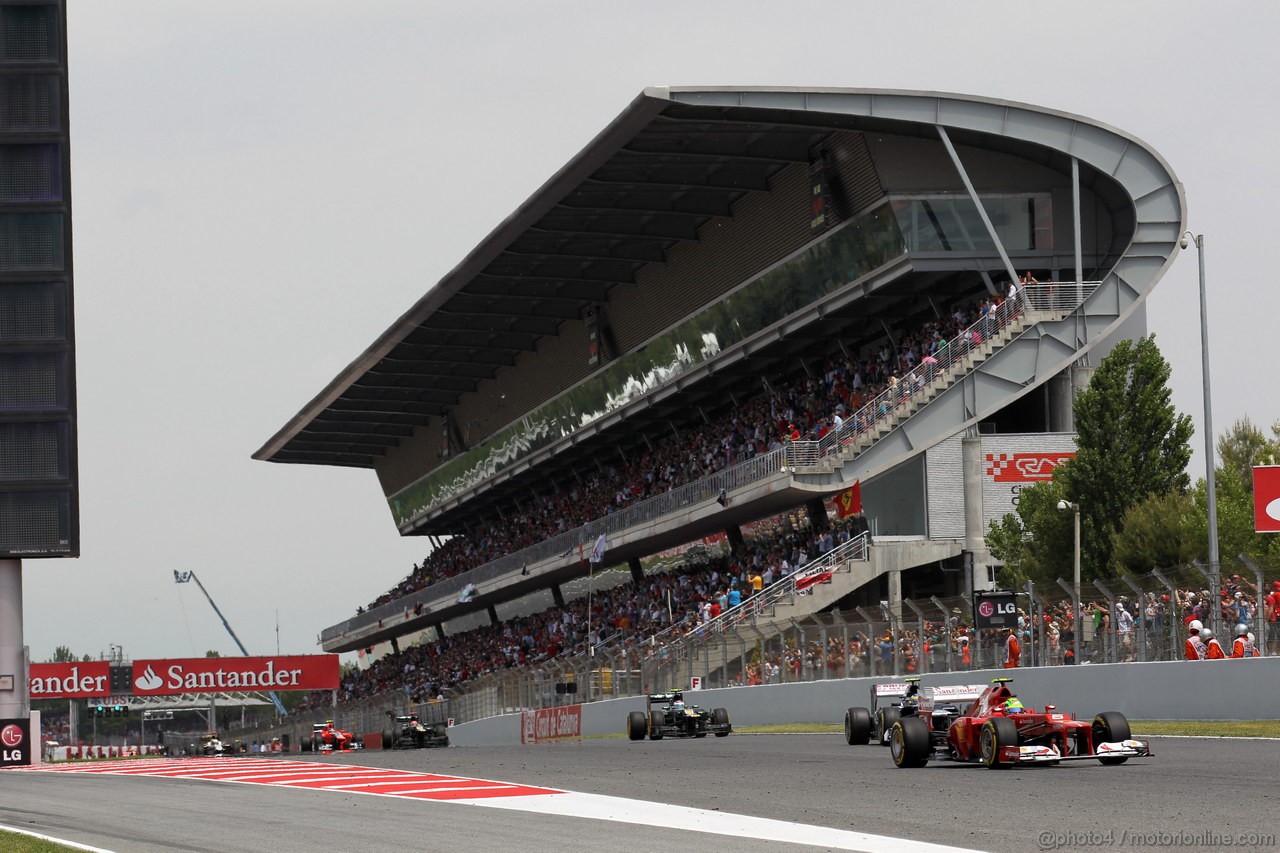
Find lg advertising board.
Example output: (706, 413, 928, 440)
(973, 590, 1018, 630)
(0, 718, 30, 767)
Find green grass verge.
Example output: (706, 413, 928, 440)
(0, 829, 84, 852)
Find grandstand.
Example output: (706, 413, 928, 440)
(255, 88, 1184, 697)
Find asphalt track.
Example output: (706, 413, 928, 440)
(1, 734, 1277, 853)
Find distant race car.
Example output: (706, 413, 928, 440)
(200, 732, 225, 757)
(887, 677, 1153, 769)
(843, 677, 924, 747)
(627, 690, 731, 740)
(301, 720, 361, 753)
(382, 711, 449, 750)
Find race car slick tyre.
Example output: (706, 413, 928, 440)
(627, 711, 648, 741)
(890, 717, 930, 768)
(876, 707, 901, 746)
(712, 707, 730, 736)
(844, 707, 872, 745)
(981, 717, 1018, 768)
(648, 710, 664, 740)
(1092, 711, 1131, 765)
(382, 728, 394, 750)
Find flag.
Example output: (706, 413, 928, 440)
(835, 481, 862, 519)
(173, 571, 192, 584)
(589, 533, 607, 564)
(1254, 466, 1280, 533)
(457, 583, 476, 604)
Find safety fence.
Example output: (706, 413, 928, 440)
(267, 551, 1280, 743)
(322, 282, 1097, 647)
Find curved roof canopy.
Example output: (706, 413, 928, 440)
(255, 87, 1182, 470)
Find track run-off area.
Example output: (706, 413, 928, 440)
(2, 734, 1278, 853)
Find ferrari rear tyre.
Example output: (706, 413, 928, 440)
(712, 707, 730, 736)
(648, 710, 664, 740)
(890, 717, 931, 768)
(876, 707, 901, 746)
(844, 707, 872, 745)
(627, 710, 648, 741)
(1092, 711, 1131, 765)
(980, 717, 1018, 768)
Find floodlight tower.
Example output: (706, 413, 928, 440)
(173, 571, 287, 715)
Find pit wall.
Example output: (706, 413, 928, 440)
(447, 658, 1278, 747)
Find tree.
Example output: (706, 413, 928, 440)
(988, 335, 1193, 582)
(1056, 335, 1193, 579)
(1216, 417, 1279, 490)
(1111, 490, 1200, 575)
(51, 645, 76, 663)
(205, 650, 221, 658)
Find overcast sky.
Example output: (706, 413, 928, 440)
(23, 0, 1278, 664)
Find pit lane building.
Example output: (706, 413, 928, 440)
(254, 87, 1184, 656)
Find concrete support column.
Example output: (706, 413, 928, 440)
(805, 498, 830, 532)
(433, 623, 446, 640)
(552, 585, 566, 608)
(0, 559, 25, 718)
(627, 559, 644, 585)
(1049, 370, 1075, 432)
(962, 435, 990, 592)
(390, 637, 400, 656)
(486, 605, 499, 624)
(887, 569, 903, 620)
(1071, 364, 1094, 399)
(726, 525, 745, 553)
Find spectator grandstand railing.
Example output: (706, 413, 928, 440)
(322, 283, 1098, 646)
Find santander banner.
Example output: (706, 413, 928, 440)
(30, 662, 111, 699)
(130, 655, 339, 696)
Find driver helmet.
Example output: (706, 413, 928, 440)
(1003, 697, 1025, 714)
(671, 700, 685, 711)
(1188, 619, 1203, 633)
(1235, 623, 1249, 637)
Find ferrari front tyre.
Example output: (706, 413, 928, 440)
(890, 717, 931, 768)
(627, 710, 648, 741)
(844, 707, 872, 745)
(712, 707, 730, 736)
(980, 717, 1018, 769)
(648, 710, 664, 740)
(876, 707, 901, 746)
(1092, 711, 1131, 765)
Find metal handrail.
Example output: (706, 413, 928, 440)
(322, 283, 1096, 645)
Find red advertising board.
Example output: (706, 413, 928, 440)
(521, 704, 582, 744)
(1255, 466, 1280, 533)
(30, 656, 338, 699)
(29, 662, 111, 699)
(130, 656, 339, 696)
(984, 452, 1075, 482)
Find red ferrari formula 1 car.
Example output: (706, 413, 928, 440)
(889, 678, 1152, 769)
(302, 720, 361, 754)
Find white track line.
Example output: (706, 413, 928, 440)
(0, 822, 117, 853)
(450, 791, 987, 853)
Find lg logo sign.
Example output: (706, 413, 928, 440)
(0, 722, 25, 765)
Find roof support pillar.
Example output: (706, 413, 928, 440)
(936, 126, 1020, 288)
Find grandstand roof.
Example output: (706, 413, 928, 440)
(255, 86, 1175, 472)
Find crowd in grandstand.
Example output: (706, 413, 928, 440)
(304, 515, 865, 711)
(361, 287, 1024, 614)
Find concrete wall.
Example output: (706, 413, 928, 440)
(447, 658, 1280, 747)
